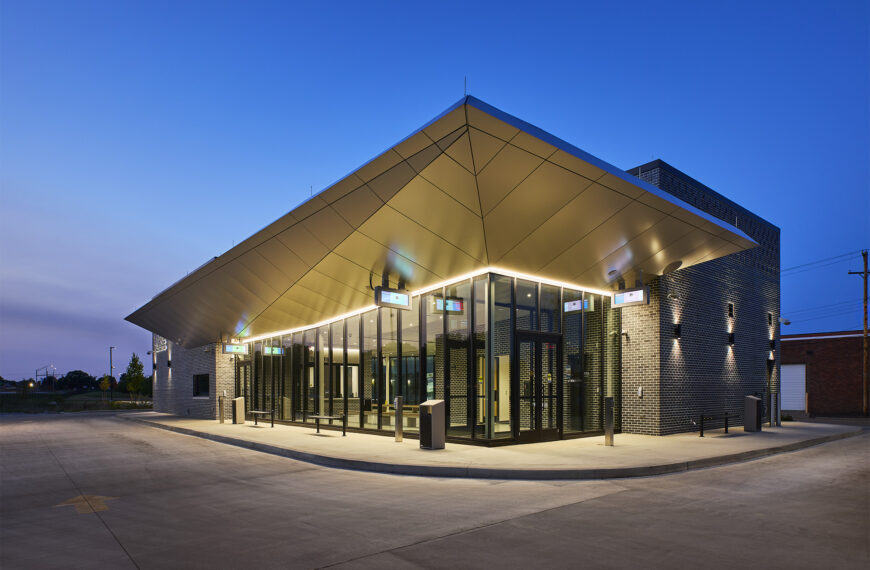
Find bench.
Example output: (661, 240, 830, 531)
(307, 414, 347, 436)
(698, 412, 730, 437)
(249, 409, 274, 427)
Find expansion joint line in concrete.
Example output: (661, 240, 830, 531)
(315, 483, 630, 569)
(34, 422, 142, 570)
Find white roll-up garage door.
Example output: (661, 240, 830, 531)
(781, 364, 806, 411)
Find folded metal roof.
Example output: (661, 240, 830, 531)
(126, 96, 757, 347)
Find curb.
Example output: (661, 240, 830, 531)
(123, 415, 865, 480)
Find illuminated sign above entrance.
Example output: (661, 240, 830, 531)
(263, 346, 284, 356)
(613, 287, 649, 308)
(222, 343, 248, 355)
(374, 286, 411, 310)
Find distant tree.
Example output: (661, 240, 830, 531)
(60, 370, 98, 391)
(142, 374, 153, 398)
(99, 374, 116, 398)
(124, 354, 146, 402)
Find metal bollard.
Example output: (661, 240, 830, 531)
(219, 395, 225, 423)
(604, 397, 614, 446)
(394, 396, 403, 442)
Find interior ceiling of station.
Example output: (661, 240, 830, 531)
(126, 97, 757, 348)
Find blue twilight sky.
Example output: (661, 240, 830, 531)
(1, 0, 868, 380)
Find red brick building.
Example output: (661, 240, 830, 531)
(781, 331, 865, 415)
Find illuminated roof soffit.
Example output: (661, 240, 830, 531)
(126, 96, 758, 347)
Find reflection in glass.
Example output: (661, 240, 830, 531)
(361, 309, 378, 429)
(473, 274, 487, 438)
(346, 315, 361, 428)
(402, 296, 420, 433)
(518, 340, 535, 432)
(516, 279, 537, 331)
(446, 280, 470, 438)
(281, 335, 292, 420)
(330, 320, 345, 424)
(381, 308, 399, 430)
(563, 288, 583, 433)
(540, 284, 560, 333)
(424, 292, 443, 403)
(317, 326, 328, 416)
(304, 329, 316, 422)
(490, 274, 513, 438)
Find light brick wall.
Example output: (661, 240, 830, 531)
(153, 336, 237, 419)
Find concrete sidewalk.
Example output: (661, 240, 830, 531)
(123, 412, 863, 480)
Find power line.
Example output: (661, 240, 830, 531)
(788, 308, 863, 324)
(781, 249, 865, 274)
(785, 300, 861, 315)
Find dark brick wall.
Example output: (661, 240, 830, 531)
(782, 333, 864, 414)
(620, 281, 662, 434)
(626, 160, 781, 435)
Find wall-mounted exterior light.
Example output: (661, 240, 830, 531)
(769, 339, 776, 350)
(728, 303, 734, 317)
(768, 312, 773, 325)
(728, 332, 735, 346)
(674, 324, 682, 339)
(167, 360, 172, 368)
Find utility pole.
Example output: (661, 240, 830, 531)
(849, 250, 868, 416)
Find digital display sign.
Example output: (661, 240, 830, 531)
(613, 287, 649, 308)
(263, 346, 284, 356)
(222, 343, 248, 355)
(564, 298, 594, 314)
(374, 286, 411, 310)
(435, 297, 464, 313)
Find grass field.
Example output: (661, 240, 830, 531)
(0, 391, 152, 413)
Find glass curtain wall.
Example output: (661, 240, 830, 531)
(240, 272, 621, 442)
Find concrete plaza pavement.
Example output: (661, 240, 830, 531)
(124, 411, 862, 479)
(1, 412, 867, 569)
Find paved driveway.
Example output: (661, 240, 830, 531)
(1, 413, 867, 569)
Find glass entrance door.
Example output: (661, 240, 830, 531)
(516, 332, 561, 442)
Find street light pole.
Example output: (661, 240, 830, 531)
(109, 346, 116, 402)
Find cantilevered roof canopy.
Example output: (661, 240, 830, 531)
(127, 96, 757, 347)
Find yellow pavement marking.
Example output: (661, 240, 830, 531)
(54, 495, 118, 514)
